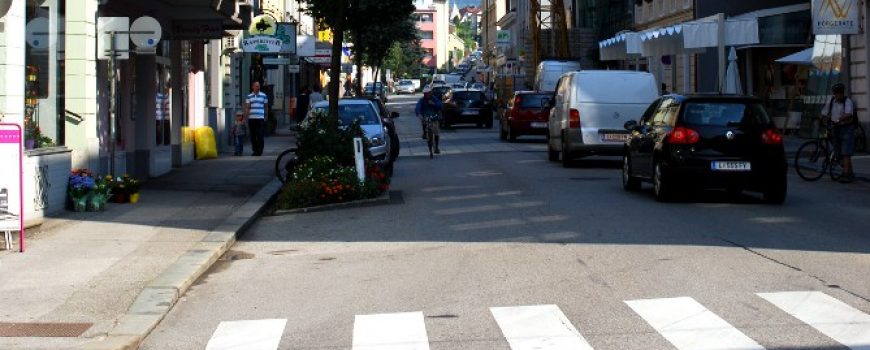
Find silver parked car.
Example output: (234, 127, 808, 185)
(396, 79, 416, 94)
(309, 99, 393, 170)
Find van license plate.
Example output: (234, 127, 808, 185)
(602, 133, 630, 142)
(711, 161, 751, 171)
(462, 110, 477, 116)
(531, 122, 547, 128)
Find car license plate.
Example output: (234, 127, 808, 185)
(711, 161, 751, 171)
(530, 122, 547, 128)
(601, 133, 630, 142)
(462, 110, 477, 116)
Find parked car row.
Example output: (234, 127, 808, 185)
(495, 67, 788, 204)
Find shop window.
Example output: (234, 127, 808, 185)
(24, 0, 65, 150)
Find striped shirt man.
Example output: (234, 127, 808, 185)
(246, 92, 268, 119)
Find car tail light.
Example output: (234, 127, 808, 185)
(514, 95, 522, 106)
(569, 108, 581, 128)
(666, 126, 700, 144)
(761, 128, 783, 145)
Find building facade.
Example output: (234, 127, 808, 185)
(0, 0, 308, 227)
(415, 0, 450, 70)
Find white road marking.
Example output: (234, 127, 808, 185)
(490, 304, 595, 350)
(758, 291, 870, 349)
(434, 205, 503, 215)
(421, 185, 480, 193)
(625, 297, 765, 350)
(205, 319, 287, 350)
(352, 311, 430, 350)
(527, 215, 569, 223)
(450, 219, 525, 231)
(495, 191, 523, 196)
(433, 193, 490, 202)
(506, 201, 545, 208)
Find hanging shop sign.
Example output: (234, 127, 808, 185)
(275, 22, 297, 54)
(496, 30, 510, 44)
(0, 123, 24, 252)
(241, 36, 284, 53)
(249, 14, 277, 36)
(812, 0, 860, 35)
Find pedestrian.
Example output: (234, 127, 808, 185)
(245, 81, 268, 156)
(231, 112, 248, 156)
(822, 83, 857, 183)
(295, 86, 311, 124)
(344, 76, 353, 97)
(310, 85, 325, 105)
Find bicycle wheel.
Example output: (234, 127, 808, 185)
(794, 141, 827, 181)
(426, 122, 434, 159)
(274, 148, 298, 183)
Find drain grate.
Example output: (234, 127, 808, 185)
(0, 322, 92, 337)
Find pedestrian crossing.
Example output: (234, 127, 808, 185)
(203, 291, 870, 350)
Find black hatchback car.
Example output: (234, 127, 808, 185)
(622, 94, 787, 203)
(442, 89, 493, 128)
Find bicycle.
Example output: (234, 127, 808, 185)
(794, 118, 845, 181)
(275, 146, 299, 184)
(422, 113, 441, 159)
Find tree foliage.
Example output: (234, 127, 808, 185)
(383, 39, 425, 79)
(347, 0, 416, 89)
(298, 0, 351, 117)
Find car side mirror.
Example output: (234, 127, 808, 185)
(624, 120, 639, 131)
(390, 111, 400, 119)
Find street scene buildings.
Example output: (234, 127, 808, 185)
(0, 0, 869, 349)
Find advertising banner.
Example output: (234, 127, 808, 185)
(812, 0, 860, 35)
(0, 123, 24, 252)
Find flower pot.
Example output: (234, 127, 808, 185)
(72, 199, 87, 212)
(88, 199, 105, 212)
(129, 192, 140, 203)
(25, 139, 35, 150)
(113, 193, 129, 203)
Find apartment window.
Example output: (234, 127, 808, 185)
(419, 14, 433, 22)
(421, 31, 434, 40)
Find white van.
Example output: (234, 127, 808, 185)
(535, 60, 582, 92)
(547, 70, 659, 165)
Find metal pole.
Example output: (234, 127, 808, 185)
(109, 31, 117, 178)
(717, 13, 726, 93)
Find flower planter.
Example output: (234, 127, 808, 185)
(113, 193, 129, 203)
(129, 193, 140, 203)
(24, 139, 35, 150)
(72, 199, 88, 212)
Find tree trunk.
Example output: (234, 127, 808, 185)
(328, 1, 347, 119)
(355, 55, 364, 96)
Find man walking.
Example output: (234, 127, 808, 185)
(245, 81, 268, 156)
(822, 83, 857, 183)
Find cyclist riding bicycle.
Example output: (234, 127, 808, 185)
(821, 83, 857, 183)
(416, 88, 444, 153)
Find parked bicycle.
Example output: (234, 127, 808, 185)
(794, 118, 845, 181)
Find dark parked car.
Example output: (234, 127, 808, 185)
(364, 82, 388, 104)
(442, 89, 493, 128)
(430, 85, 452, 102)
(346, 96, 401, 163)
(622, 94, 787, 204)
(500, 91, 551, 141)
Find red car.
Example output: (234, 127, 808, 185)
(499, 92, 552, 141)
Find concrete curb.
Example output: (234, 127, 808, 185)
(271, 190, 392, 216)
(76, 178, 284, 350)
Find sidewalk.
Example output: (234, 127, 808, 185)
(784, 135, 870, 182)
(0, 133, 292, 350)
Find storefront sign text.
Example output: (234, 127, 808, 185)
(241, 36, 284, 53)
(812, 0, 860, 35)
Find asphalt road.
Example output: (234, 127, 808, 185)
(142, 93, 870, 350)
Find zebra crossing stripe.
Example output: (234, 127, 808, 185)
(625, 297, 766, 350)
(758, 291, 870, 350)
(205, 319, 287, 350)
(352, 311, 430, 350)
(490, 305, 595, 350)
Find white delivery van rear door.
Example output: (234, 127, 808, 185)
(575, 72, 658, 146)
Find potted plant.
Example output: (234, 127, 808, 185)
(123, 175, 141, 203)
(68, 169, 95, 212)
(89, 176, 112, 211)
(23, 117, 40, 150)
(111, 176, 128, 203)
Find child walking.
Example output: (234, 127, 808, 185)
(231, 112, 248, 156)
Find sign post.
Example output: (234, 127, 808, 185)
(0, 123, 24, 252)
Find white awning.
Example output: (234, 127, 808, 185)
(775, 47, 813, 65)
(599, 14, 760, 60)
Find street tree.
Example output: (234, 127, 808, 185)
(346, 0, 416, 94)
(298, 0, 351, 117)
(383, 39, 425, 79)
